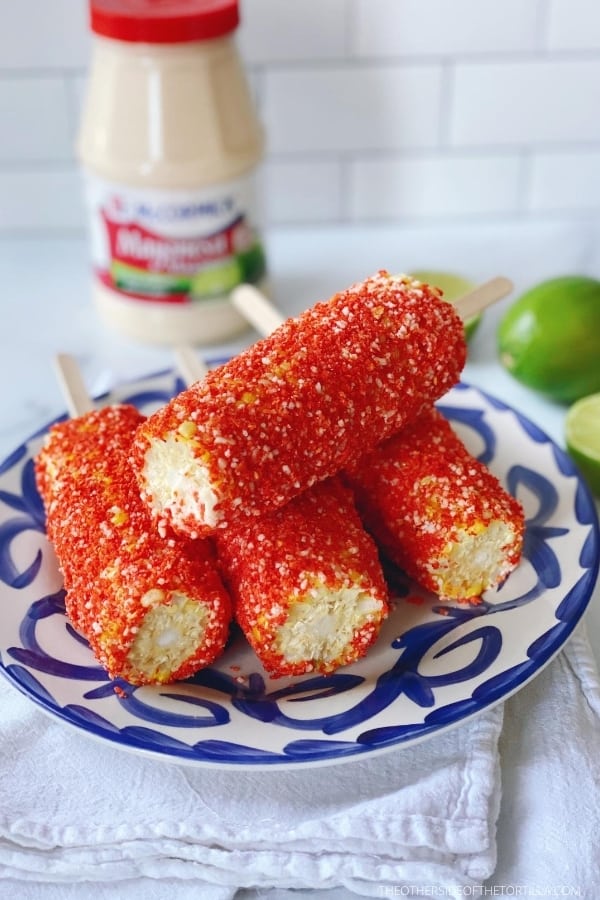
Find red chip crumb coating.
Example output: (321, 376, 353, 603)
(132, 270, 467, 539)
(345, 406, 525, 602)
(216, 477, 389, 678)
(35, 405, 232, 686)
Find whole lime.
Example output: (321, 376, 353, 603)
(497, 275, 600, 404)
(409, 270, 481, 341)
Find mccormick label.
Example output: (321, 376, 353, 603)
(83, 174, 267, 304)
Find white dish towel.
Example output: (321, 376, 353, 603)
(1, 624, 599, 900)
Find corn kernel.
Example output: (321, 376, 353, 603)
(177, 420, 197, 439)
(109, 506, 128, 526)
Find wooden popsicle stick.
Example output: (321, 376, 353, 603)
(231, 275, 514, 337)
(231, 283, 286, 333)
(53, 353, 95, 418)
(453, 276, 513, 321)
(55, 348, 210, 422)
(173, 345, 209, 386)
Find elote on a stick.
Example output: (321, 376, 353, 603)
(132, 270, 467, 539)
(216, 477, 389, 677)
(345, 405, 525, 602)
(35, 404, 232, 685)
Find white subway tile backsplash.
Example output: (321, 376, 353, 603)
(239, 0, 347, 63)
(263, 65, 443, 153)
(547, 0, 600, 50)
(353, 0, 542, 57)
(0, 78, 73, 162)
(529, 150, 600, 210)
(67, 74, 89, 143)
(450, 60, 600, 146)
(264, 160, 342, 223)
(0, 0, 89, 70)
(349, 153, 522, 220)
(0, 169, 85, 231)
(1, 0, 600, 231)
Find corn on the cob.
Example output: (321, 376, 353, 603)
(131, 270, 467, 539)
(344, 406, 525, 602)
(216, 477, 389, 678)
(35, 404, 232, 686)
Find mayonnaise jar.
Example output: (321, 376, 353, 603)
(77, 0, 266, 345)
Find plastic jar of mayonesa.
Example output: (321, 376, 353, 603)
(78, 0, 266, 345)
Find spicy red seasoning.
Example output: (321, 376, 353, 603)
(345, 406, 525, 602)
(35, 404, 232, 685)
(132, 270, 467, 540)
(216, 477, 389, 678)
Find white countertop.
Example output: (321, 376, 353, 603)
(1, 218, 599, 668)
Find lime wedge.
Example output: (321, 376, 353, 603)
(409, 270, 481, 341)
(565, 392, 600, 496)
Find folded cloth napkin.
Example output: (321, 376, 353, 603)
(2, 623, 599, 900)
(0, 665, 503, 898)
(489, 623, 600, 893)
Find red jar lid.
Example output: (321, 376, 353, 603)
(89, 0, 239, 44)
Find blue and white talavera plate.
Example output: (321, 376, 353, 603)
(0, 372, 598, 769)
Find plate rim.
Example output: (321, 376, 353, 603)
(1, 372, 598, 769)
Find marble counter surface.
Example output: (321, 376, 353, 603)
(1, 217, 599, 666)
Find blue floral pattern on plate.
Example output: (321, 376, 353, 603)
(0, 373, 598, 769)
